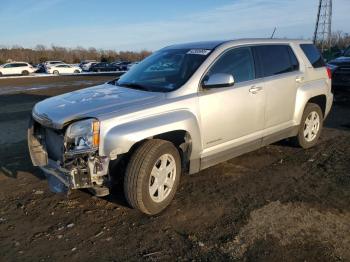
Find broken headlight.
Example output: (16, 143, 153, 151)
(65, 119, 100, 151)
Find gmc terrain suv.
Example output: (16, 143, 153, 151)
(28, 39, 333, 215)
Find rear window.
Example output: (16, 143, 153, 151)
(254, 45, 299, 77)
(300, 44, 325, 68)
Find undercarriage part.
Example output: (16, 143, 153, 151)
(88, 186, 110, 197)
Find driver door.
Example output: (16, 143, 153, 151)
(198, 46, 266, 166)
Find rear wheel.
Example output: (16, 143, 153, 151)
(22, 70, 29, 76)
(53, 70, 59, 75)
(293, 103, 323, 149)
(0, 72, 2, 77)
(74, 70, 80, 74)
(124, 139, 181, 215)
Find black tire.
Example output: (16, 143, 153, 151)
(0, 72, 2, 77)
(124, 139, 181, 215)
(53, 70, 59, 75)
(74, 70, 80, 74)
(22, 70, 29, 76)
(293, 103, 323, 149)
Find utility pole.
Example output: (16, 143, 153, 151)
(313, 0, 333, 52)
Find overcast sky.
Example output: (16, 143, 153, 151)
(0, 0, 349, 51)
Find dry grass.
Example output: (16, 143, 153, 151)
(224, 201, 350, 260)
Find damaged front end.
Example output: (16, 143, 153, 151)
(28, 115, 110, 196)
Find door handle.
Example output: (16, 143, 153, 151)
(249, 86, 262, 94)
(295, 76, 304, 83)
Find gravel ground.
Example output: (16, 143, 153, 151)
(0, 77, 349, 261)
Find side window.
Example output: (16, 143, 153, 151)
(288, 47, 299, 71)
(300, 44, 325, 68)
(206, 47, 255, 84)
(4, 64, 13, 68)
(254, 45, 297, 77)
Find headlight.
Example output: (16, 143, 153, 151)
(66, 119, 100, 151)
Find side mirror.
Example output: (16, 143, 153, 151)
(202, 73, 235, 89)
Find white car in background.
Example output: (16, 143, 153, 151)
(0, 62, 35, 76)
(81, 61, 97, 71)
(47, 64, 82, 75)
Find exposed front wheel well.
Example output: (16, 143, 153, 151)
(307, 95, 326, 117)
(153, 130, 192, 172)
(108, 130, 192, 183)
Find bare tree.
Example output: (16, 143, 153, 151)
(0, 45, 152, 65)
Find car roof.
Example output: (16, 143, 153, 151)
(8, 61, 28, 64)
(52, 63, 69, 67)
(163, 38, 313, 50)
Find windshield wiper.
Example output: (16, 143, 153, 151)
(117, 82, 151, 91)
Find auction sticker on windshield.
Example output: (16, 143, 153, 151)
(187, 49, 211, 55)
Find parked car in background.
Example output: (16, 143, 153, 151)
(327, 46, 350, 91)
(0, 62, 35, 76)
(115, 61, 131, 71)
(127, 61, 139, 70)
(35, 63, 47, 73)
(44, 61, 65, 67)
(81, 61, 98, 71)
(29, 39, 333, 215)
(79, 60, 97, 71)
(89, 62, 118, 72)
(46, 64, 82, 75)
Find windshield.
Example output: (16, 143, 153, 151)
(117, 48, 211, 92)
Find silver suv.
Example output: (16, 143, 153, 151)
(28, 39, 333, 215)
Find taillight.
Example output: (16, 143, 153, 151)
(326, 67, 332, 79)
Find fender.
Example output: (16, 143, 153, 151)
(99, 110, 202, 163)
(293, 79, 328, 125)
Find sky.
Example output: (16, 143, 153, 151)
(0, 0, 349, 51)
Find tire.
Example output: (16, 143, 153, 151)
(124, 139, 181, 215)
(0, 72, 2, 77)
(53, 70, 59, 75)
(293, 103, 323, 149)
(22, 70, 29, 76)
(74, 70, 80, 74)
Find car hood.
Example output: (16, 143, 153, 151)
(32, 83, 164, 129)
(328, 56, 350, 66)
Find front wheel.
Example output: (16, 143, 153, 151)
(22, 70, 29, 76)
(124, 139, 181, 215)
(293, 103, 323, 149)
(53, 70, 59, 75)
(74, 70, 80, 74)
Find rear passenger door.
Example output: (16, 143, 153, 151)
(253, 45, 301, 132)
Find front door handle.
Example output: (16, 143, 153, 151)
(249, 86, 262, 94)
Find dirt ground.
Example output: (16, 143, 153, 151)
(0, 76, 349, 261)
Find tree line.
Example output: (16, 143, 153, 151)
(1, 31, 349, 65)
(0, 45, 152, 65)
